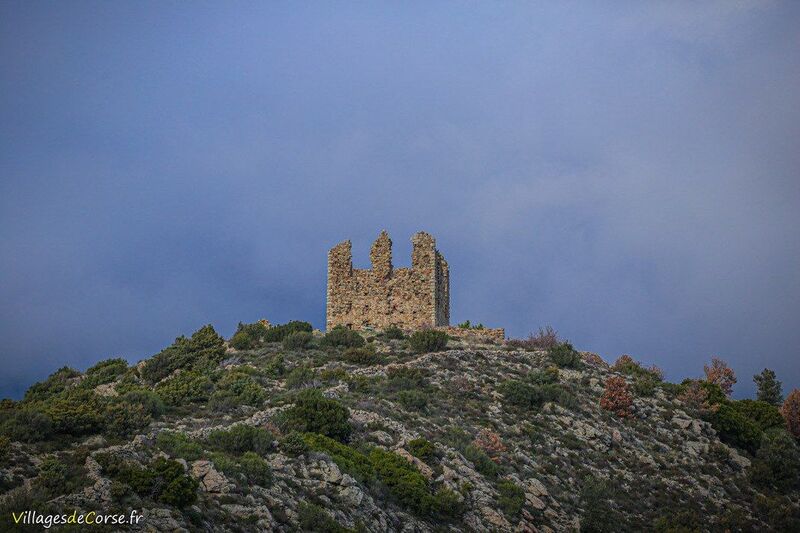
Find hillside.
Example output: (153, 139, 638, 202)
(1, 322, 798, 532)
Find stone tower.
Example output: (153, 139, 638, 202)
(326, 231, 450, 331)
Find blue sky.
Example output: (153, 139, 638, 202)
(1, 2, 798, 399)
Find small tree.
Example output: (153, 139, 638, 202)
(600, 376, 633, 418)
(781, 389, 800, 440)
(754, 368, 783, 406)
(704, 357, 736, 397)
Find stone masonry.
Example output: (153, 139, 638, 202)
(326, 231, 450, 331)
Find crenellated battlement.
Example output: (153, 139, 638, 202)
(326, 231, 450, 331)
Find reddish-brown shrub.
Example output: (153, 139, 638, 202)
(599, 376, 633, 418)
(507, 326, 559, 350)
(581, 352, 608, 368)
(679, 380, 718, 416)
(704, 357, 737, 396)
(472, 429, 507, 462)
(781, 389, 800, 440)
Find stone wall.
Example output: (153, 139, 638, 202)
(326, 231, 450, 331)
(438, 326, 506, 343)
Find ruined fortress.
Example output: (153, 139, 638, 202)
(326, 230, 505, 341)
(326, 231, 450, 331)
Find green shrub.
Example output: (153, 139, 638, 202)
(209, 370, 266, 410)
(754, 368, 783, 406)
(321, 326, 365, 348)
(105, 400, 151, 438)
(342, 345, 381, 365)
(264, 354, 286, 378)
(279, 431, 309, 456)
(711, 403, 763, 454)
(155, 371, 213, 406)
(633, 375, 659, 397)
(369, 447, 436, 515)
(398, 390, 428, 411)
(285, 366, 317, 389)
(302, 433, 375, 483)
(230, 321, 270, 350)
(732, 399, 785, 432)
(457, 320, 485, 329)
(39, 389, 104, 435)
(407, 438, 435, 461)
(499, 380, 539, 409)
(119, 390, 165, 417)
(0, 436, 9, 463)
(99, 455, 198, 508)
(264, 320, 314, 343)
(497, 480, 525, 519)
(463, 444, 500, 478)
(156, 431, 204, 461)
(549, 342, 581, 368)
(298, 503, 354, 533)
(382, 325, 406, 340)
(0, 409, 53, 442)
(386, 367, 428, 391)
(408, 330, 448, 353)
(580, 476, 617, 532)
(82, 358, 128, 388)
(432, 487, 465, 520)
(749, 428, 800, 493)
(528, 367, 559, 385)
(280, 389, 351, 442)
(23, 367, 80, 402)
(141, 324, 226, 383)
(206, 424, 275, 455)
(35, 457, 69, 494)
(283, 331, 314, 350)
(239, 451, 272, 486)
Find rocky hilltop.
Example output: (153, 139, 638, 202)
(1, 322, 798, 532)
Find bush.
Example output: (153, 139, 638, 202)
(407, 438, 435, 461)
(285, 366, 317, 389)
(749, 428, 800, 492)
(229, 321, 269, 350)
(239, 451, 272, 486)
(386, 367, 428, 391)
(398, 390, 428, 411)
(0, 409, 53, 442)
(280, 389, 351, 442)
(23, 367, 80, 402)
(473, 429, 507, 462)
(0, 435, 9, 463)
(321, 326, 365, 348)
(497, 480, 525, 519)
(279, 431, 309, 456)
(35, 457, 69, 494)
(781, 389, 800, 440)
(580, 477, 617, 532)
(612, 355, 663, 381)
(119, 390, 165, 417)
(82, 358, 128, 388)
(105, 400, 151, 438)
(463, 444, 500, 478)
(704, 356, 737, 397)
(97, 455, 197, 508)
(298, 503, 353, 533)
(382, 325, 405, 340)
(408, 330, 448, 353)
(633, 375, 659, 397)
(209, 370, 266, 410)
(264, 320, 314, 343)
(711, 403, 763, 454)
(264, 354, 286, 378)
(141, 324, 226, 383)
(156, 431, 204, 461)
(283, 331, 313, 350)
(155, 371, 213, 406)
(528, 367, 559, 385)
(369, 447, 436, 515)
(342, 345, 380, 365)
(599, 376, 633, 418)
(302, 433, 375, 483)
(207, 424, 275, 455)
(499, 380, 570, 411)
(457, 320, 485, 329)
(39, 389, 104, 435)
(549, 342, 581, 368)
(733, 400, 785, 432)
(754, 368, 783, 406)
(507, 326, 559, 351)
